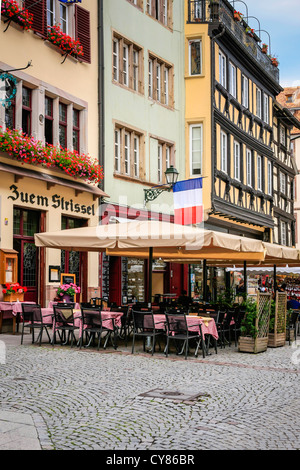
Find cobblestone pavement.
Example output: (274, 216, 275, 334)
(0, 332, 300, 451)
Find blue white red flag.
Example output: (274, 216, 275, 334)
(173, 177, 203, 225)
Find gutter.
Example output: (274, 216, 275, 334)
(98, 0, 105, 193)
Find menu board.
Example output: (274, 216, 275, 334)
(127, 258, 145, 302)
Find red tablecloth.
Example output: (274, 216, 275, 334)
(153, 314, 218, 340)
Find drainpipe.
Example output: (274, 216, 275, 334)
(98, 0, 105, 193)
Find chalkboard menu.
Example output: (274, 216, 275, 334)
(60, 273, 76, 284)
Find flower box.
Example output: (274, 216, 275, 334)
(1, 0, 33, 30)
(3, 292, 24, 302)
(47, 25, 84, 59)
(267, 332, 286, 348)
(233, 11, 242, 21)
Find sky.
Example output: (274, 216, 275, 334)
(233, 0, 300, 87)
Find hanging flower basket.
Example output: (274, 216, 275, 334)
(1, 0, 33, 30)
(47, 25, 84, 59)
(0, 127, 104, 185)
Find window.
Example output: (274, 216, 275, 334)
(280, 172, 286, 194)
(263, 93, 269, 124)
(45, 96, 53, 145)
(281, 221, 287, 246)
(193, 0, 203, 20)
(279, 124, 286, 146)
(147, 0, 172, 28)
(22, 87, 31, 136)
(267, 161, 272, 195)
(220, 130, 227, 173)
(189, 40, 202, 76)
(246, 149, 252, 186)
(114, 128, 121, 173)
(234, 141, 240, 181)
(149, 53, 173, 106)
(59, 102, 67, 149)
(229, 62, 236, 98)
(24, 1, 91, 63)
(257, 155, 262, 191)
(256, 87, 262, 119)
(190, 124, 202, 176)
(113, 33, 143, 93)
(242, 75, 248, 108)
(60, 1, 68, 34)
(128, 0, 142, 7)
(114, 124, 144, 179)
(73, 109, 80, 152)
(219, 50, 226, 87)
(158, 143, 163, 183)
(5, 79, 15, 129)
(47, 0, 55, 27)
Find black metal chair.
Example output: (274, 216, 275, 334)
(215, 310, 226, 348)
(52, 305, 78, 347)
(111, 306, 132, 346)
(79, 307, 117, 350)
(287, 310, 299, 345)
(165, 312, 205, 360)
(131, 309, 165, 355)
(54, 301, 76, 308)
(232, 307, 246, 346)
(21, 303, 52, 346)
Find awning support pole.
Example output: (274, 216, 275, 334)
(244, 261, 247, 296)
(203, 259, 207, 302)
(274, 264, 277, 292)
(148, 247, 153, 307)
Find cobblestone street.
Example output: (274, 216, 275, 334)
(0, 333, 300, 451)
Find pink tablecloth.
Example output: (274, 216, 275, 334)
(0, 301, 36, 319)
(153, 314, 218, 340)
(74, 310, 123, 338)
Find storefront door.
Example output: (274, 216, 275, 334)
(13, 208, 40, 303)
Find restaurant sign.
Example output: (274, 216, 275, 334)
(7, 184, 95, 216)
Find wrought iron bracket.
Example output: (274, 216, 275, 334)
(144, 185, 171, 204)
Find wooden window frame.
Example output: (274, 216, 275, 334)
(73, 108, 80, 153)
(22, 87, 32, 136)
(242, 74, 248, 108)
(189, 39, 202, 76)
(219, 50, 226, 88)
(148, 53, 173, 107)
(220, 130, 227, 173)
(146, 0, 173, 29)
(59, 102, 68, 149)
(112, 32, 143, 94)
(229, 61, 237, 98)
(234, 140, 240, 181)
(257, 155, 262, 191)
(114, 123, 145, 181)
(189, 124, 203, 176)
(256, 87, 262, 119)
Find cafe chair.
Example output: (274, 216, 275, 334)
(55, 301, 76, 309)
(165, 313, 206, 360)
(52, 305, 78, 348)
(21, 303, 52, 346)
(131, 309, 165, 356)
(80, 307, 117, 350)
(232, 307, 246, 347)
(111, 306, 132, 346)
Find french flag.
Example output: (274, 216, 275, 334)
(173, 178, 203, 225)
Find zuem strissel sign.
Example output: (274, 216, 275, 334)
(7, 184, 95, 216)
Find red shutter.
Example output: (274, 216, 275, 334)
(75, 5, 91, 64)
(24, 0, 47, 37)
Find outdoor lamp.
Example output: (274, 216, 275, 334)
(144, 166, 179, 204)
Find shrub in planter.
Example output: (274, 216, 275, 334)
(238, 293, 271, 353)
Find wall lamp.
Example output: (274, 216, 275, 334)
(144, 165, 179, 204)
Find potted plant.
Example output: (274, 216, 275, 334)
(261, 43, 268, 54)
(270, 56, 279, 67)
(268, 292, 286, 347)
(56, 283, 80, 302)
(233, 10, 243, 21)
(238, 293, 271, 353)
(2, 283, 27, 302)
(245, 26, 255, 38)
(1, 0, 33, 30)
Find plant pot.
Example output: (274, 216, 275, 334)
(268, 332, 286, 348)
(238, 336, 268, 353)
(3, 292, 24, 302)
(61, 294, 74, 303)
(234, 13, 241, 21)
(262, 47, 268, 54)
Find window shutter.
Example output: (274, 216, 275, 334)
(24, 0, 47, 37)
(75, 5, 91, 64)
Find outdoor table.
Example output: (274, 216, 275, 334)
(0, 301, 35, 334)
(73, 310, 124, 339)
(48, 301, 80, 310)
(153, 313, 218, 340)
